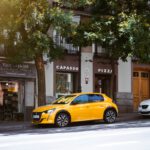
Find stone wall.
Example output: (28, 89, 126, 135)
(116, 92, 133, 113)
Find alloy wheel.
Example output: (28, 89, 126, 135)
(104, 109, 116, 123)
(56, 113, 70, 127)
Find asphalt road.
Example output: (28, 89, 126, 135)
(0, 120, 150, 150)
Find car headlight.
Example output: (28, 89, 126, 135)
(46, 108, 56, 114)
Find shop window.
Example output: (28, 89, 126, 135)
(0, 81, 19, 120)
(56, 73, 73, 97)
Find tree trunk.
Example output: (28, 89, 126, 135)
(110, 58, 116, 100)
(35, 54, 46, 106)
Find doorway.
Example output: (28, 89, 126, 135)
(95, 74, 111, 96)
(133, 71, 150, 111)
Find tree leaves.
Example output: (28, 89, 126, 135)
(87, 0, 150, 61)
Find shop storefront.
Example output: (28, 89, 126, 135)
(55, 55, 79, 98)
(0, 62, 36, 121)
(94, 58, 117, 97)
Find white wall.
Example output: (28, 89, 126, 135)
(45, 62, 54, 97)
(81, 52, 93, 92)
(25, 81, 34, 107)
(118, 57, 132, 93)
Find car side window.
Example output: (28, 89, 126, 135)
(72, 95, 88, 104)
(88, 94, 104, 102)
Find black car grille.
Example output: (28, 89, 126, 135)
(140, 111, 150, 114)
(32, 112, 42, 122)
(142, 105, 149, 109)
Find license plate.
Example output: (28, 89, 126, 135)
(33, 115, 39, 119)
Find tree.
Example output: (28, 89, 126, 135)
(0, 0, 94, 106)
(77, 0, 150, 98)
(0, 0, 73, 106)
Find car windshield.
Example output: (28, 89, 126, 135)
(52, 95, 76, 104)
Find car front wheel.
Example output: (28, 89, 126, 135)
(55, 112, 70, 127)
(104, 109, 117, 123)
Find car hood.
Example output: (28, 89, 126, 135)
(33, 104, 66, 112)
(140, 99, 150, 105)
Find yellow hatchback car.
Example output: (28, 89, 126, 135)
(32, 93, 118, 127)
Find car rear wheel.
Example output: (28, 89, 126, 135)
(104, 109, 117, 123)
(55, 112, 70, 127)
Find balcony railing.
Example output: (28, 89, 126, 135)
(63, 44, 79, 54)
(54, 34, 79, 54)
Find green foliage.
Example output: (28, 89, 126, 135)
(0, 0, 91, 104)
(71, 21, 93, 47)
(0, 0, 87, 63)
(85, 0, 150, 61)
(55, 0, 95, 8)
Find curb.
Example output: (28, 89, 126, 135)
(0, 113, 142, 132)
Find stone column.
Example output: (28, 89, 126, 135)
(116, 57, 133, 113)
(81, 46, 93, 92)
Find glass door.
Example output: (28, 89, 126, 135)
(56, 73, 73, 98)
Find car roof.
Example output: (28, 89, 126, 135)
(72, 92, 105, 96)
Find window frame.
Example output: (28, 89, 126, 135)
(88, 94, 104, 103)
(71, 94, 104, 105)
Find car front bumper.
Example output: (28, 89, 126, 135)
(138, 111, 150, 115)
(32, 112, 55, 125)
(138, 106, 150, 116)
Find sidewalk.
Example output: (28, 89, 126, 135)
(117, 112, 142, 122)
(0, 121, 31, 132)
(0, 113, 141, 132)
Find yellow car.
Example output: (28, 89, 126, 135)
(32, 93, 118, 127)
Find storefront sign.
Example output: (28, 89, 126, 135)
(98, 68, 112, 74)
(0, 62, 36, 78)
(56, 65, 79, 72)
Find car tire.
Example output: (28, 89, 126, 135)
(104, 109, 117, 123)
(55, 112, 70, 127)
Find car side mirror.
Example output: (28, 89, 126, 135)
(71, 101, 79, 105)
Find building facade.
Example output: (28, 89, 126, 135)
(1, 1, 149, 122)
(0, 60, 36, 121)
(45, 44, 119, 104)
